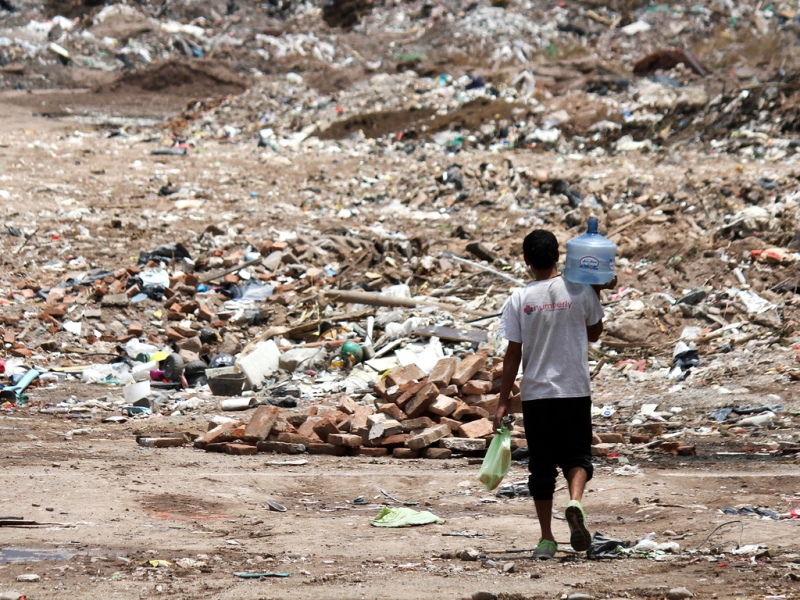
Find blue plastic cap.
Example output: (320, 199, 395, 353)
(587, 217, 599, 233)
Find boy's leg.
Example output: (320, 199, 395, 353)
(557, 397, 593, 551)
(522, 400, 559, 544)
(534, 499, 554, 541)
(566, 466, 588, 501)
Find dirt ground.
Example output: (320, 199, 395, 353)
(1, 86, 799, 600)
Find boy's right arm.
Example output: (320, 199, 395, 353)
(493, 341, 522, 431)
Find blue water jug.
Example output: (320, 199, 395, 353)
(564, 217, 616, 285)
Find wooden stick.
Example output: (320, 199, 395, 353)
(322, 290, 495, 317)
(608, 204, 680, 238)
(198, 257, 264, 284)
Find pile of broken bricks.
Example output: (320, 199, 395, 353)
(188, 353, 530, 458)
(140, 353, 685, 460)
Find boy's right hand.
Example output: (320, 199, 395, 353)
(493, 404, 507, 432)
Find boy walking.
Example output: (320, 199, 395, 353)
(493, 229, 614, 559)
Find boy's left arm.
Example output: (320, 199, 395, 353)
(587, 276, 617, 342)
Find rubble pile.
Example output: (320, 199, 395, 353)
(1, 1, 799, 470)
(187, 355, 529, 459)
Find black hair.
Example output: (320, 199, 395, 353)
(522, 229, 558, 270)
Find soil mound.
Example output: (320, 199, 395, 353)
(318, 98, 519, 140)
(101, 59, 248, 98)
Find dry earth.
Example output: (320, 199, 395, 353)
(0, 90, 799, 600)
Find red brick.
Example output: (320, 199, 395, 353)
(328, 434, 363, 447)
(392, 448, 419, 459)
(630, 434, 651, 444)
(352, 447, 388, 457)
(296, 417, 324, 441)
(461, 380, 492, 395)
(197, 304, 214, 322)
(406, 424, 451, 450)
(439, 417, 460, 432)
(452, 400, 472, 420)
(350, 405, 373, 435)
(428, 394, 457, 417)
(195, 421, 241, 447)
(466, 406, 491, 420)
(394, 380, 428, 409)
(337, 395, 359, 414)
(379, 433, 410, 446)
(592, 443, 614, 456)
(171, 324, 196, 338)
(222, 442, 258, 455)
(307, 443, 348, 456)
(429, 357, 457, 387)
(401, 417, 436, 432)
(243, 405, 281, 442)
(180, 300, 199, 314)
(597, 432, 625, 444)
(451, 354, 487, 386)
(127, 323, 144, 337)
(231, 425, 247, 439)
(472, 370, 493, 381)
(312, 417, 341, 443)
(386, 364, 426, 388)
(165, 327, 186, 341)
(9, 346, 32, 358)
(490, 360, 504, 378)
(256, 441, 307, 454)
(376, 403, 407, 421)
(42, 306, 66, 319)
(276, 432, 319, 446)
(405, 382, 439, 418)
(472, 395, 499, 415)
(440, 384, 459, 396)
(458, 418, 494, 439)
(440, 437, 486, 452)
(423, 448, 452, 459)
(461, 394, 485, 406)
(373, 377, 389, 399)
(510, 437, 528, 450)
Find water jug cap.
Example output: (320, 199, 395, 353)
(587, 217, 599, 234)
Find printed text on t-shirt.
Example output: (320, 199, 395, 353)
(523, 301, 573, 314)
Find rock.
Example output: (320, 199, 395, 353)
(502, 561, 515, 573)
(15, 574, 40, 582)
(217, 332, 242, 356)
(667, 588, 693, 600)
(458, 547, 480, 561)
(472, 592, 497, 600)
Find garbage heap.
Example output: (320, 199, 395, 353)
(190, 355, 529, 459)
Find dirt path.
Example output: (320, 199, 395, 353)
(0, 407, 798, 600)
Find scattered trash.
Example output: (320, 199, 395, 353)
(586, 533, 630, 560)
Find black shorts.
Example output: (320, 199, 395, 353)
(522, 396, 594, 501)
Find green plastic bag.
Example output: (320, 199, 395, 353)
(477, 427, 511, 491)
(371, 506, 445, 527)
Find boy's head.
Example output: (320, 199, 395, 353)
(523, 229, 558, 271)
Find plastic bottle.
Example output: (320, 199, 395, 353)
(564, 217, 617, 284)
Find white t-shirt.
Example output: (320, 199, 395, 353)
(499, 276, 604, 401)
